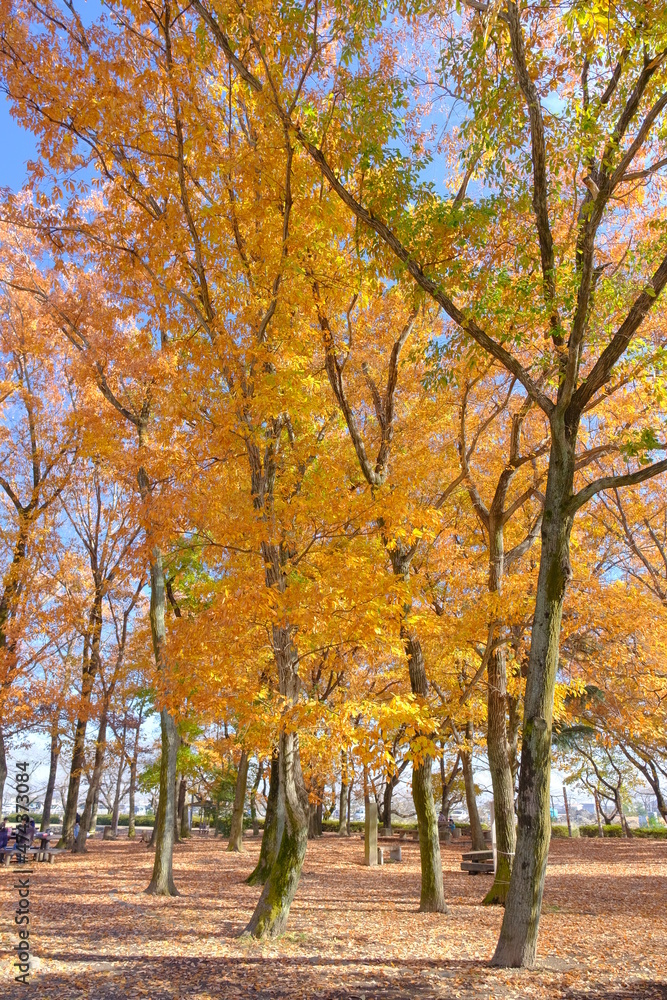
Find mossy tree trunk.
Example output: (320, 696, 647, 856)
(404, 629, 446, 913)
(492, 428, 576, 967)
(246, 749, 283, 885)
(412, 753, 447, 912)
(245, 627, 309, 938)
(483, 645, 516, 906)
(228, 750, 249, 852)
(390, 547, 446, 913)
(146, 707, 180, 893)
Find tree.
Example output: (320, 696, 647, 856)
(181, 0, 667, 964)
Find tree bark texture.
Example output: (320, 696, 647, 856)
(404, 631, 446, 913)
(228, 750, 249, 851)
(247, 749, 283, 885)
(250, 760, 263, 836)
(0, 726, 7, 816)
(493, 431, 576, 967)
(461, 724, 486, 852)
(483, 647, 517, 906)
(245, 627, 308, 938)
(60, 594, 103, 847)
(145, 548, 180, 895)
(338, 778, 348, 835)
(73, 709, 108, 854)
(111, 718, 128, 837)
(40, 719, 60, 832)
(128, 703, 144, 840)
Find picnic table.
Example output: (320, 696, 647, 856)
(460, 848, 494, 875)
(0, 831, 64, 865)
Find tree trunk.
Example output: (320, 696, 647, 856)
(245, 626, 308, 938)
(181, 792, 190, 838)
(176, 776, 186, 841)
(90, 788, 100, 834)
(0, 726, 7, 816)
(250, 760, 263, 836)
(404, 632, 446, 913)
(173, 775, 181, 844)
(346, 779, 353, 835)
(228, 750, 249, 852)
(619, 746, 667, 823)
(145, 549, 180, 896)
(391, 550, 446, 912)
(145, 708, 180, 893)
(74, 708, 108, 854)
(111, 717, 128, 837)
(307, 800, 317, 839)
(128, 763, 137, 840)
(338, 778, 348, 835)
(382, 778, 393, 834)
(247, 749, 283, 885)
(60, 599, 103, 846)
(127, 702, 144, 840)
(563, 785, 572, 837)
(615, 787, 632, 838)
(316, 797, 323, 836)
(461, 724, 486, 851)
(412, 754, 447, 912)
(440, 753, 461, 822)
(483, 646, 517, 906)
(594, 790, 604, 836)
(40, 719, 60, 832)
(493, 435, 576, 967)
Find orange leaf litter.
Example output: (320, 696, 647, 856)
(1, 836, 665, 999)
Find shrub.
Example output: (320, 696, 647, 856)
(579, 824, 624, 837)
(95, 814, 156, 828)
(3, 812, 58, 824)
(632, 827, 667, 840)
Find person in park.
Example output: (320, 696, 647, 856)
(73, 814, 81, 842)
(0, 821, 8, 850)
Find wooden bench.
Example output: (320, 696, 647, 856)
(460, 849, 494, 875)
(41, 848, 66, 863)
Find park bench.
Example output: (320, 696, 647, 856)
(460, 849, 494, 875)
(0, 847, 19, 865)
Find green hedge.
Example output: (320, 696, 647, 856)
(3, 812, 61, 824)
(95, 814, 155, 827)
(579, 824, 624, 837)
(578, 823, 667, 839)
(632, 827, 667, 839)
(319, 818, 472, 834)
(550, 824, 579, 838)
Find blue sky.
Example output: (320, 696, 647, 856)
(1, 97, 35, 191)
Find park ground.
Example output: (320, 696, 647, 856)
(0, 835, 665, 1000)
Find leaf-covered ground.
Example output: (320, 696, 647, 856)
(1, 834, 665, 999)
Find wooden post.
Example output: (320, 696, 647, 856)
(563, 785, 572, 837)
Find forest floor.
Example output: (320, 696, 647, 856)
(0, 834, 665, 999)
